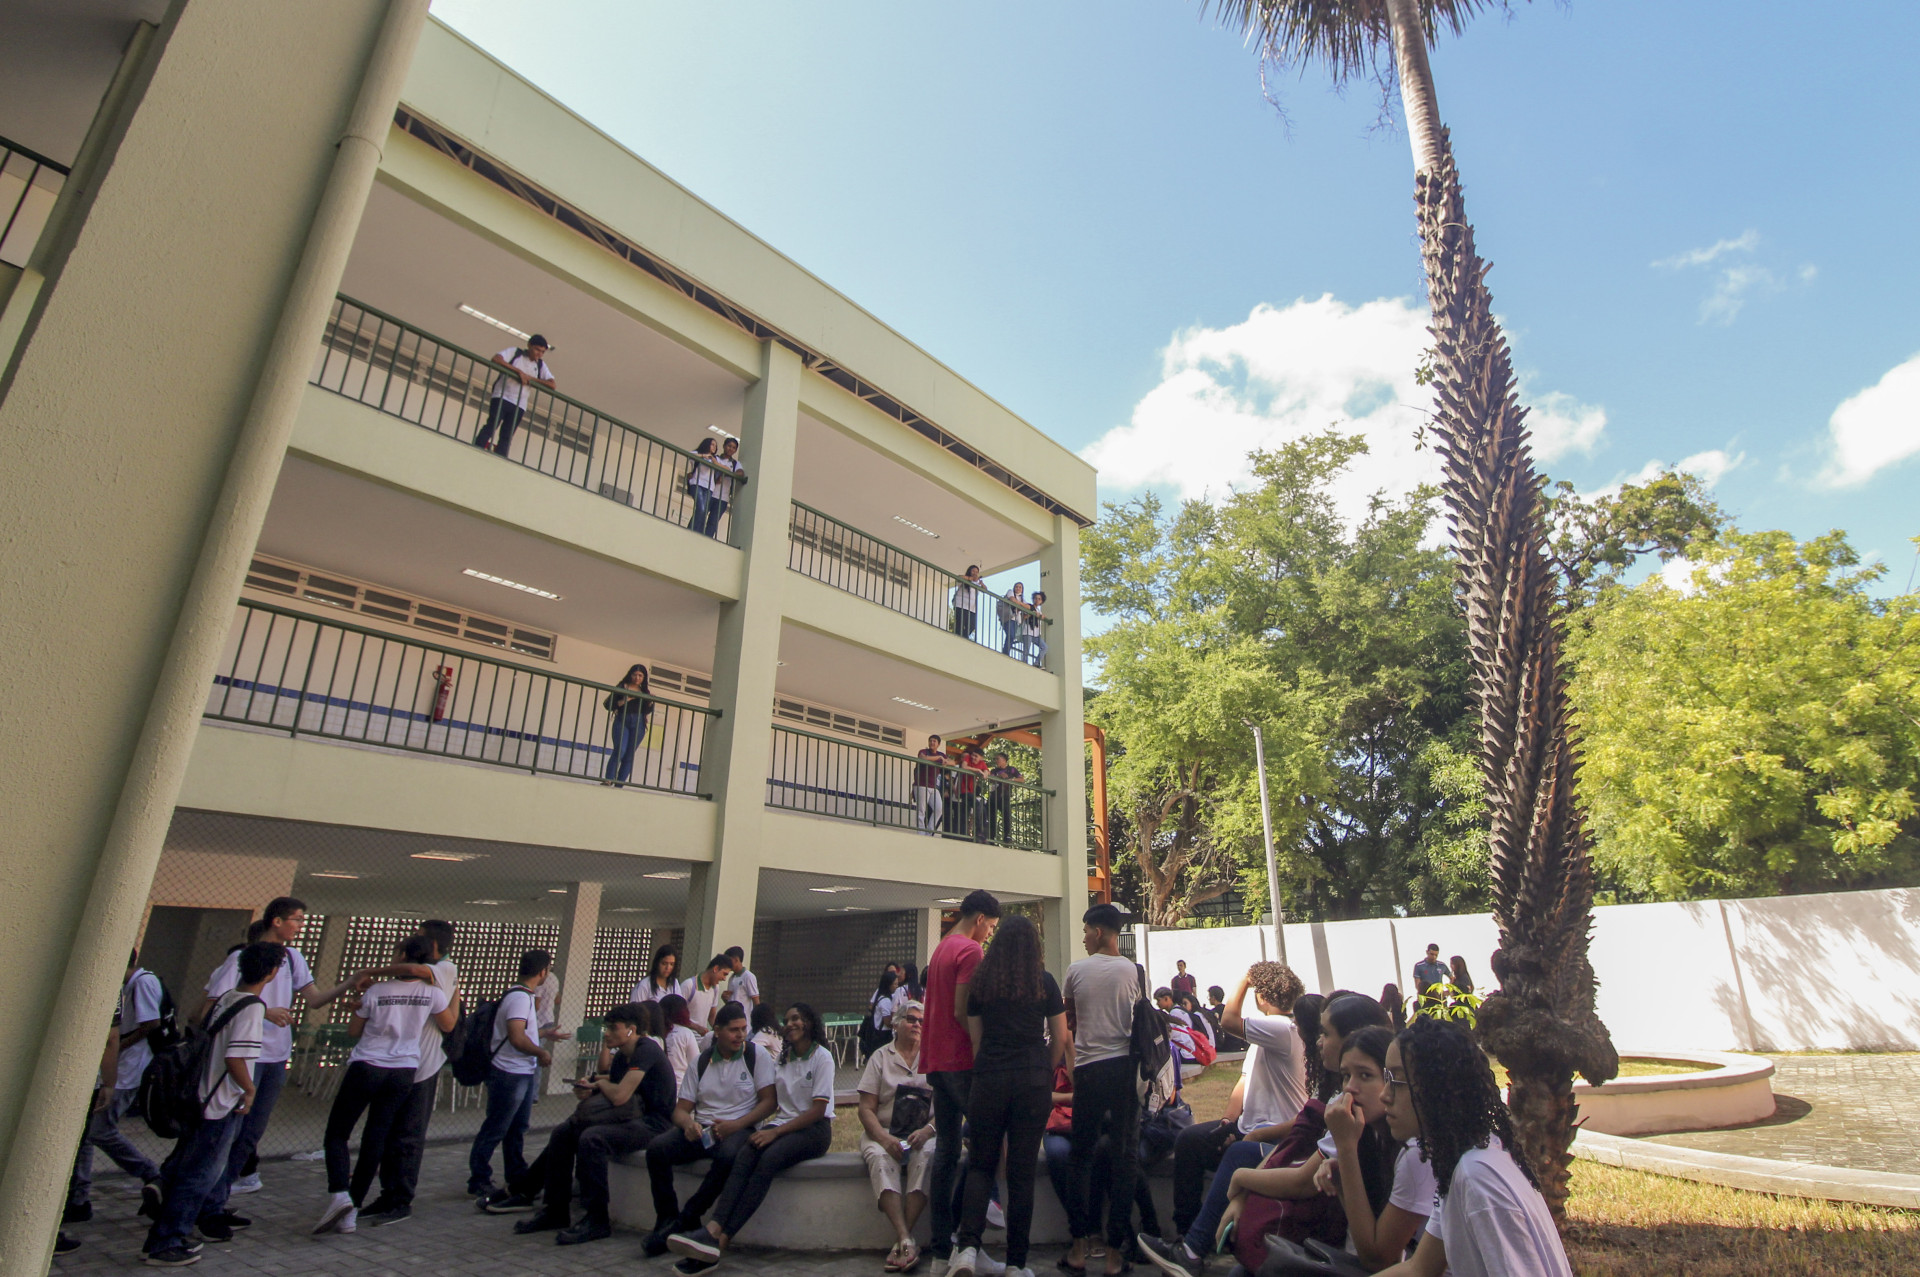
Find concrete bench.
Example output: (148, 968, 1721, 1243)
(609, 1147, 1178, 1250)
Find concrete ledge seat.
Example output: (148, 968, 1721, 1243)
(608, 1147, 1176, 1250)
(1573, 1048, 1776, 1136)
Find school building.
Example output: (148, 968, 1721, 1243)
(0, 4, 1098, 1266)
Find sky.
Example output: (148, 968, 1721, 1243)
(434, 0, 1920, 634)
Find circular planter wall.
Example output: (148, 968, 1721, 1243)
(1574, 1049, 1776, 1136)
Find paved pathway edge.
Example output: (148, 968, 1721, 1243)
(1573, 1127, 1920, 1209)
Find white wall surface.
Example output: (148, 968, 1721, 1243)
(1136, 887, 1920, 1053)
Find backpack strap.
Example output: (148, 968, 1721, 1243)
(196, 994, 265, 1107)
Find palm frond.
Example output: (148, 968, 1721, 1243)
(1197, 0, 1511, 85)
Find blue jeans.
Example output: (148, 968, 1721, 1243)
(686, 485, 713, 533)
(69, 1087, 160, 1206)
(1183, 1136, 1268, 1254)
(145, 1109, 244, 1253)
(702, 495, 729, 538)
(468, 1066, 539, 1192)
(212, 1059, 285, 1211)
(606, 712, 647, 783)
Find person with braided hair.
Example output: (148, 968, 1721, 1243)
(1373, 1019, 1569, 1277)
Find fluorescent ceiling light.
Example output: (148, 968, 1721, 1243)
(463, 568, 561, 601)
(892, 696, 938, 713)
(458, 303, 531, 342)
(548, 888, 568, 894)
(412, 851, 486, 863)
(467, 899, 513, 906)
(311, 871, 360, 880)
(706, 424, 736, 439)
(892, 515, 940, 539)
(808, 885, 861, 894)
(935, 898, 964, 906)
(828, 905, 871, 913)
(611, 907, 652, 914)
(643, 871, 691, 881)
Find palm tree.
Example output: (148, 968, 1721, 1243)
(1201, 0, 1619, 1221)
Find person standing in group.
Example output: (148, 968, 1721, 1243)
(633, 946, 688, 1004)
(950, 914, 1066, 1277)
(1412, 944, 1448, 1011)
(857, 998, 936, 1273)
(66, 948, 164, 1226)
(685, 438, 719, 534)
(140, 942, 279, 1267)
(986, 751, 1025, 845)
(996, 583, 1026, 656)
(913, 735, 947, 836)
(1021, 592, 1049, 668)
(641, 1003, 777, 1260)
(363, 920, 458, 1227)
(314, 938, 456, 1236)
(724, 946, 760, 1009)
(474, 335, 555, 455)
(1171, 961, 1197, 999)
(958, 743, 991, 840)
(468, 951, 555, 1204)
(952, 565, 983, 641)
(921, 889, 1002, 1274)
(686, 954, 735, 1031)
(1062, 902, 1142, 1277)
(602, 664, 655, 788)
(861, 967, 901, 1062)
(696, 435, 747, 539)
(198, 897, 360, 1213)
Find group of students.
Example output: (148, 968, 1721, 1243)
(911, 734, 1028, 842)
(949, 570, 1049, 668)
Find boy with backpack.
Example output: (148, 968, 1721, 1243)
(141, 941, 281, 1267)
(467, 950, 554, 1204)
(66, 948, 169, 1224)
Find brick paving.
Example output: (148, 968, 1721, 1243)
(1641, 1053, 1920, 1175)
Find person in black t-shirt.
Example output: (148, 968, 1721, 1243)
(952, 915, 1068, 1276)
(507, 1003, 678, 1246)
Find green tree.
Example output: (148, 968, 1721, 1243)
(1570, 529, 1920, 900)
(1542, 468, 1726, 609)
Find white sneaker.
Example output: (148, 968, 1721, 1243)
(974, 1254, 1008, 1276)
(312, 1193, 354, 1236)
(229, 1173, 263, 1195)
(336, 1207, 357, 1234)
(949, 1247, 978, 1277)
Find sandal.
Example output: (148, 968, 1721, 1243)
(886, 1241, 907, 1271)
(1056, 1258, 1087, 1274)
(894, 1239, 922, 1273)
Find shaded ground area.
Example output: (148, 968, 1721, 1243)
(1641, 1053, 1920, 1175)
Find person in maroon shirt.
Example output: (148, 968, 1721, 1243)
(920, 889, 1001, 1269)
(1171, 960, 1198, 998)
(957, 743, 991, 840)
(913, 735, 946, 836)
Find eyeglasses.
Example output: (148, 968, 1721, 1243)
(898, 1016, 923, 1026)
(1381, 1067, 1410, 1091)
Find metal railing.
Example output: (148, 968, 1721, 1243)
(787, 502, 1052, 668)
(1, 137, 69, 268)
(208, 600, 716, 795)
(767, 725, 1050, 851)
(310, 295, 738, 544)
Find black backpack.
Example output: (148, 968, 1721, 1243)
(137, 993, 263, 1139)
(1129, 964, 1177, 1113)
(692, 1040, 762, 1085)
(449, 986, 525, 1087)
(135, 969, 184, 1054)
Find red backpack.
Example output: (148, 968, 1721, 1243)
(1232, 1100, 1347, 1271)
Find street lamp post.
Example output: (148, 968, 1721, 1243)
(1243, 719, 1287, 965)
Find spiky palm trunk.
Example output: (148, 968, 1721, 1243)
(1414, 131, 1619, 1222)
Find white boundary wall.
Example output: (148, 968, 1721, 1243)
(1134, 886, 1920, 1052)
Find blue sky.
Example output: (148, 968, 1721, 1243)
(436, 0, 1920, 610)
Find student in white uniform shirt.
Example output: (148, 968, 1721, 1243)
(1318, 1026, 1434, 1271)
(685, 953, 735, 1030)
(469, 951, 556, 1202)
(667, 1003, 836, 1268)
(1374, 1020, 1572, 1277)
(199, 897, 362, 1212)
(642, 1002, 777, 1261)
(660, 994, 704, 1088)
(723, 946, 760, 1007)
(633, 946, 691, 1004)
(313, 937, 456, 1236)
(473, 335, 555, 455)
(362, 920, 458, 1226)
(66, 948, 165, 1223)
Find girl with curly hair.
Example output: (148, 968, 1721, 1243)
(1374, 1019, 1570, 1276)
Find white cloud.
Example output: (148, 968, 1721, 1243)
(1699, 263, 1776, 325)
(1582, 448, 1742, 503)
(1816, 352, 1920, 488)
(1081, 295, 1607, 526)
(1652, 230, 1811, 326)
(1653, 230, 1760, 270)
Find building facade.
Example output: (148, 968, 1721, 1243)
(0, 5, 1092, 1267)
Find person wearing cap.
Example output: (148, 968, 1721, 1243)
(1060, 902, 1141, 1276)
(474, 335, 556, 456)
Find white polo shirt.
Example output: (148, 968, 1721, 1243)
(686, 976, 729, 1029)
(350, 980, 451, 1071)
(489, 347, 550, 408)
(631, 975, 691, 1004)
(413, 959, 459, 1082)
(769, 1044, 837, 1125)
(115, 969, 166, 1092)
(727, 968, 760, 1004)
(1424, 1139, 1571, 1277)
(205, 946, 314, 1066)
(678, 1042, 777, 1125)
(489, 987, 543, 1076)
(201, 990, 265, 1121)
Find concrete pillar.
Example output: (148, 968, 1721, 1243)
(548, 881, 602, 1091)
(0, 5, 429, 1267)
(916, 907, 946, 970)
(1038, 514, 1089, 980)
(314, 912, 353, 991)
(683, 339, 801, 965)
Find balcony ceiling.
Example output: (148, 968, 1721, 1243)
(0, 0, 165, 165)
(777, 621, 1041, 741)
(346, 183, 1043, 582)
(258, 457, 721, 677)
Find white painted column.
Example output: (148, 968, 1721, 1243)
(1038, 514, 1089, 979)
(548, 881, 602, 1090)
(684, 340, 802, 965)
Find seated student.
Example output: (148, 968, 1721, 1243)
(1157, 988, 1195, 1029)
(641, 1003, 777, 1260)
(1208, 986, 1247, 1052)
(749, 1002, 783, 1058)
(668, 1003, 837, 1271)
(314, 937, 455, 1236)
(857, 998, 936, 1273)
(504, 1002, 678, 1245)
(1315, 1026, 1434, 1271)
(1145, 962, 1307, 1277)
(1373, 1021, 1572, 1277)
(661, 993, 702, 1087)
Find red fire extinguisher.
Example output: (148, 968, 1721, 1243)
(431, 665, 455, 723)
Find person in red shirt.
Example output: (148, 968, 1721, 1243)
(958, 744, 991, 840)
(1170, 960, 1198, 999)
(920, 889, 1000, 1270)
(913, 735, 946, 836)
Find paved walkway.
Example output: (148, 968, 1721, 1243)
(53, 1141, 1061, 1276)
(1642, 1053, 1920, 1175)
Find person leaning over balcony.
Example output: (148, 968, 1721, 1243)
(602, 664, 656, 788)
(959, 742, 992, 840)
(696, 435, 748, 539)
(987, 751, 1025, 845)
(474, 335, 555, 456)
(857, 997, 936, 1273)
(685, 438, 719, 533)
(1022, 592, 1050, 669)
(997, 582, 1026, 655)
(953, 565, 983, 640)
(913, 734, 946, 835)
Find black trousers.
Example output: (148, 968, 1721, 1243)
(516, 1116, 667, 1223)
(474, 397, 524, 454)
(1070, 1056, 1143, 1248)
(956, 1067, 1051, 1268)
(375, 1074, 436, 1207)
(323, 1062, 413, 1203)
(928, 1070, 972, 1259)
(711, 1120, 832, 1237)
(1171, 1117, 1242, 1239)
(645, 1125, 754, 1232)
